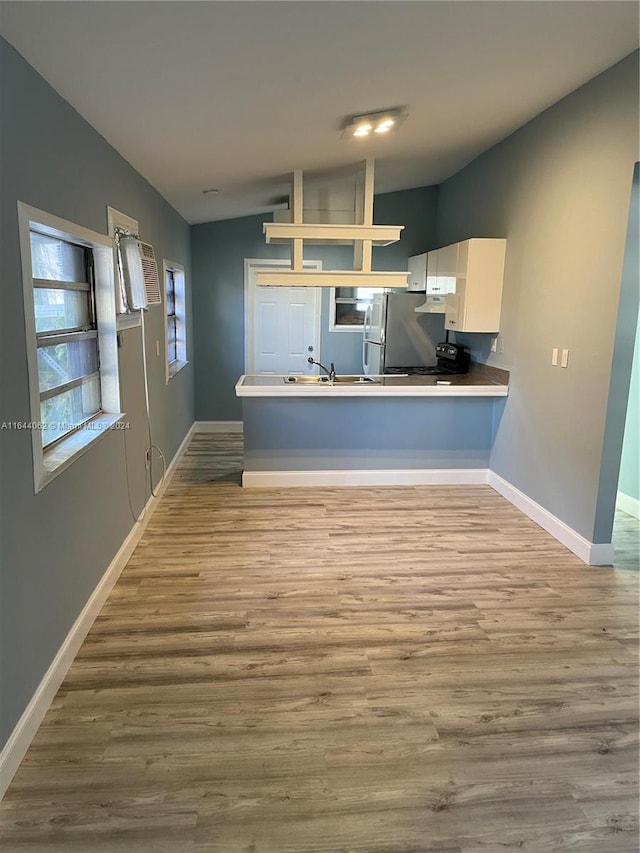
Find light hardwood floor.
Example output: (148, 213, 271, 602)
(613, 509, 640, 573)
(1, 433, 638, 852)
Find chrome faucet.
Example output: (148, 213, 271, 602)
(308, 357, 336, 381)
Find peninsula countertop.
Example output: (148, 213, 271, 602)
(236, 369, 509, 398)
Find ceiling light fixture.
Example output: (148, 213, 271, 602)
(342, 107, 407, 139)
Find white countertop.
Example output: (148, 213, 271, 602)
(235, 374, 509, 398)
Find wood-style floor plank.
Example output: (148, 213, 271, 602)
(1, 433, 638, 852)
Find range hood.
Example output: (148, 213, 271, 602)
(256, 160, 409, 288)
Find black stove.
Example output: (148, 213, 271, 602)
(384, 342, 470, 376)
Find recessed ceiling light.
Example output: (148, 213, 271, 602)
(342, 107, 407, 139)
(201, 188, 220, 196)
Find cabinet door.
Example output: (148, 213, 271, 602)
(423, 250, 440, 294)
(458, 239, 505, 332)
(456, 240, 469, 277)
(435, 243, 458, 295)
(445, 277, 467, 330)
(407, 253, 427, 292)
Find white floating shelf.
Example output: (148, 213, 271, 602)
(256, 269, 409, 288)
(263, 222, 403, 246)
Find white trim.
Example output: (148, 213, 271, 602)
(243, 257, 322, 374)
(487, 471, 614, 567)
(0, 423, 195, 801)
(588, 543, 616, 566)
(195, 420, 244, 433)
(242, 468, 489, 488)
(616, 490, 640, 520)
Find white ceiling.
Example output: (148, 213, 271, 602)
(1, 1, 638, 224)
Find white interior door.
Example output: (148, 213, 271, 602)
(245, 259, 322, 374)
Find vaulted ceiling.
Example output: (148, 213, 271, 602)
(1, 1, 638, 223)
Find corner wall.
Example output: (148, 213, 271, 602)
(436, 52, 639, 543)
(0, 38, 194, 750)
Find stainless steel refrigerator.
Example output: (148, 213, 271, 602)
(362, 292, 444, 375)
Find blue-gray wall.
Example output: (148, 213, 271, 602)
(191, 187, 439, 421)
(243, 397, 494, 471)
(0, 38, 194, 748)
(436, 52, 639, 544)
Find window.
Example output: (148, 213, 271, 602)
(329, 287, 377, 330)
(18, 203, 122, 493)
(166, 269, 178, 364)
(31, 232, 101, 447)
(163, 260, 187, 381)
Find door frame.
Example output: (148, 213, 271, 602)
(244, 257, 323, 374)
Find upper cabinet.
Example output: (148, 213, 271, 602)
(412, 238, 506, 332)
(407, 250, 457, 302)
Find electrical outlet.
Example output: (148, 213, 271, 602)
(497, 336, 504, 356)
(552, 347, 559, 366)
(561, 348, 569, 368)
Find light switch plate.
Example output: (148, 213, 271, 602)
(561, 348, 569, 368)
(552, 347, 558, 366)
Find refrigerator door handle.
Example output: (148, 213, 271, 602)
(363, 339, 383, 375)
(363, 303, 373, 341)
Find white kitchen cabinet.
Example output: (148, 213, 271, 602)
(407, 250, 455, 295)
(443, 238, 506, 332)
(407, 252, 427, 292)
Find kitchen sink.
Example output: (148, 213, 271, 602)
(283, 375, 331, 384)
(283, 375, 381, 384)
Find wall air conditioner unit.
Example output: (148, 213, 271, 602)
(138, 241, 161, 305)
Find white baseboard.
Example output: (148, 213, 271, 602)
(487, 471, 613, 567)
(0, 423, 195, 801)
(617, 490, 640, 520)
(195, 420, 243, 433)
(242, 468, 490, 488)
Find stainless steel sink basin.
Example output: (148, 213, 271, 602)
(283, 375, 331, 384)
(283, 375, 381, 385)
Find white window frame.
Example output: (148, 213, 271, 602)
(328, 286, 377, 332)
(18, 202, 124, 494)
(162, 259, 188, 382)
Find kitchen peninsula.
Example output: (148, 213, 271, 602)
(236, 368, 509, 486)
